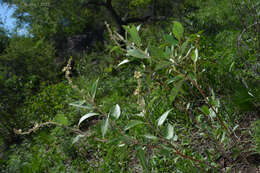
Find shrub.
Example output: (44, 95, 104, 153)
(0, 36, 58, 145)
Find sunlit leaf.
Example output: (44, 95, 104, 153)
(166, 124, 174, 139)
(101, 117, 109, 138)
(117, 59, 130, 67)
(143, 134, 158, 140)
(158, 109, 172, 126)
(172, 21, 184, 41)
(78, 112, 99, 127)
(136, 24, 142, 31)
(191, 48, 199, 63)
(124, 120, 144, 131)
(110, 104, 121, 119)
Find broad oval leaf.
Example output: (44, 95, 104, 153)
(78, 112, 99, 127)
(191, 48, 199, 63)
(158, 109, 172, 126)
(172, 21, 184, 41)
(111, 104, 121, 119)
(166, 124, 174, 139)
(124, 120, 144, 131)
(101, 117, 109, 138)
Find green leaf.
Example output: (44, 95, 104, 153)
(166, 124, 174, 140)
(69, 101, 93, 109)
(137, 147, 149, 173)
(138, 97, 146, 111)
(124, 25, 141, 47)
(150, 46, 166, 59)
(221, 132, 226, 143)
(229, 62, 235, 72)
(124, 120, 144, 131)
(167, 75, 183, 84)
(54, 114, 68, 125)
(143, 134, 158, 140)
(164, 34, 178, 46)
(109, 46, 121, 53)
(155, 60, 170, 71)
(158, 109, 172, 126)
(91, 78, 99, 100)
(159, 147, 172, 157)
(101, 117, 110, 138)
(209, 108, 216, 119)
(78, 112, 99, 127)
(72, 134, 84, 144)
(172, 21, 184, 41)
(232, 125, 239, 132)
(170, 79, 184, 102)
(110, 104, 121, 119)
(163, 46, 172, 58)
(200, 105, 210, 115)
(191, 48, 199, 63)
(126, 48, 150, 59)
(181, 39, 189, 55)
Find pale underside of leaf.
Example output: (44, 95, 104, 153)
(117, 59, 130, 67)
(101, 117, 109, 138)
(78, 112, 99, 127)
(158, 109, 172, 126)
(111, 104, 121, 119)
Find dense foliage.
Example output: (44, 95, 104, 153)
(0, 0, 259, 172)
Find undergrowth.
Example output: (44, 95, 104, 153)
(3, 22, 259, 172)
